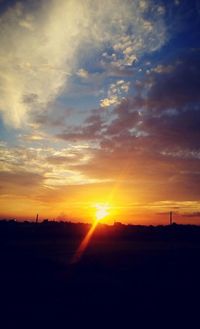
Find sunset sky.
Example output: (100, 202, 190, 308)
(0, 0, 200, 224)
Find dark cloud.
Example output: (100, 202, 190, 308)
(100, 50, 200, 152)
(146, 50, 200, 111)
(56, 112, 105, 141)
(182, 212, 200, 218)
(70, 50, 200, 149)
(106, 104, 139, 136)
(141, 108, 200, 150)
(55, 49, 200, 203)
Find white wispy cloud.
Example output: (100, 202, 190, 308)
(0, 143, 98, 186)
(0, 0, 166, 127)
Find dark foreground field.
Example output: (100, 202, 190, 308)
(1, 220, 200, 328)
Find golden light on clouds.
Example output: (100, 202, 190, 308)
(0, 0, 199, 225)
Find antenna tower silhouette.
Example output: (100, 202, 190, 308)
(169, 211, 173, 225)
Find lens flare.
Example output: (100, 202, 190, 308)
(70, 203, 111, 264)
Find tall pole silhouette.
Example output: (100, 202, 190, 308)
(169, 211, 173, 225)
(36, 213, 39, 224)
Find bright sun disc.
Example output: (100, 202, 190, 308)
(95, 204, 110, 220)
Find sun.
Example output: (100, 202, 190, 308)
(95, 204, 110, 221)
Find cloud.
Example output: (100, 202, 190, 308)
(54, 48, 200, 202)
(100, 80, 130, 108)
(56, 110, 105, 141)
(0, 0, 166, 127)
(0, 170, 43, 187)
(101, 3, 166, 71)
(151, 64, 175, 74)
(182, 212, 200, 218)
(56, 48, 200, 157)
(0, 142, 99, 188)
(76, 68, 89, 79)
(146, 50, 200, 111)
(141, 108, 200, 151)
(19, 132, 47, 142)
(32, 105, 73, 128)
(0, 170, 44, 199)
(101, 49, 137, 70)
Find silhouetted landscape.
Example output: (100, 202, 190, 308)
(1, 0, 200, 327)
(1, 220, 200, 328)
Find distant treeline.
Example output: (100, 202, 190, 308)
(0, 219, 200, 242)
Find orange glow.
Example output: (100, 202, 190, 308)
(1, 178, 200, 225)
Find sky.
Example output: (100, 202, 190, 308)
(0, 0, 200, 224)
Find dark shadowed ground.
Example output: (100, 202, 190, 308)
(0, 221, 200, 328)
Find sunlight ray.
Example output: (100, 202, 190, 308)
(70, 220, 98, 264)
